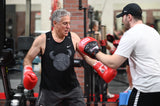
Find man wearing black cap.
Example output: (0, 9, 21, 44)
(78, 3, 160, 106)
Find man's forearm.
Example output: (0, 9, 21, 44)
(96, 52, 127, 69)
(83, 55, 97, 66)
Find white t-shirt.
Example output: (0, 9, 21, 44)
(115, 24, 160, 92)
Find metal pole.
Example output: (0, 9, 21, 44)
(1, 66, 12, 100)
(101, 25, 106, 53)
(83, 8, 87, 37)
(83, 8, 91, 106)
(25, 0, 31, 36)
(100, 25, 107, 106)
(78, 1, 93, 105)
(0, 0, 6, 51)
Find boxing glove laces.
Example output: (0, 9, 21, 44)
(93, 61, 117, 83)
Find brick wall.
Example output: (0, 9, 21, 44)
(63, 0, 89, 93)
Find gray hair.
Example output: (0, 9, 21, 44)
(51, 9, 71, 26)
(92, 20, 99, 27)
(90, 20, 99, 29)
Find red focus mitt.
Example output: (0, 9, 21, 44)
(78, 37, 99, 58)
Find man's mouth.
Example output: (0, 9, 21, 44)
(65, 30, 69, 33)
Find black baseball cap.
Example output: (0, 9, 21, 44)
(116, 3, 142, 18)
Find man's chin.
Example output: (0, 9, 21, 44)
(64, 32, 69, 36)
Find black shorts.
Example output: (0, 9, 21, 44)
(128, 88, 160, 106)
(36, 86, 85, 106)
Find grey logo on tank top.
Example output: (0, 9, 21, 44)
(47, 38, 51, 40)
(67, 45, 71, 48)
(49, 50, 72, 71)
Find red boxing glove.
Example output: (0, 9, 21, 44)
(23, 66, 38, 90)
(78, 37, 99, 58)
(106, 34, 115, 43)
(100, 39, 107, 46)
(113, 40, 120, 48)
(93, 61, 117, 83)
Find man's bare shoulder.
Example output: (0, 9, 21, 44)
(70, 32, 81, 50)
(32, 33, 46, 48)
(70, 32, 80, 41)
(36, 33, 46, 41)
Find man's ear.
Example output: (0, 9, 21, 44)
(127, 14, 132, 21)
(53, 21, 57, 26)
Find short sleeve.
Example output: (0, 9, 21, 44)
(114, 31, 137, 58)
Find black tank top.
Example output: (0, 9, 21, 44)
(40, 31, 79, 93)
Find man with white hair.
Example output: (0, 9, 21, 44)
(23, 9, 85, 106)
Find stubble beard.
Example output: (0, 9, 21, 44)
(124, 21, 130, 31)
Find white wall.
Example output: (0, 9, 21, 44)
(6, 0, 160, 34)
(40, 0, 51, 31)
(6, 0, 51, 32)
(89, 0, 160, 34)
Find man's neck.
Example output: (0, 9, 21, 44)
(52, 30, 65, 43)
(131, 20, 143, 28)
